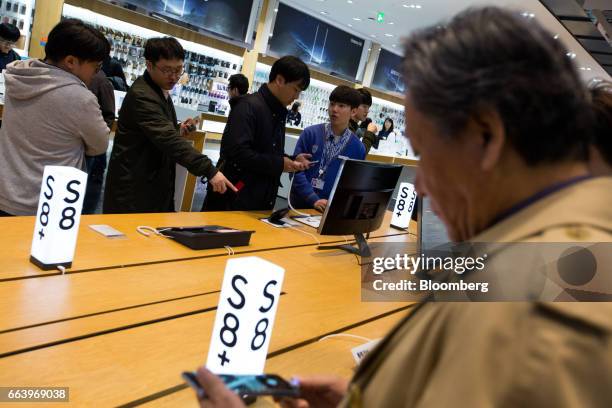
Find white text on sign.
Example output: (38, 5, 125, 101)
(206, 257, 285, 375)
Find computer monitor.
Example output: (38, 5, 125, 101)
(317, 158, 403, 257)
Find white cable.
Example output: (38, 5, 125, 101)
(318, 334, 373, 343)
(136, 226, 173, 238)
(57, 265, 66, 275)
(224, 245, 235, 256)
(286, 224, 321, 245)
(287, 173, 312, 217)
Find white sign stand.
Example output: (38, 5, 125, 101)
(206, 257, 285, 375)
(30, 166, 87, 270)
(390, 182, 417, 230)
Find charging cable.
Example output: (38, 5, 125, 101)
(136, 226, 173, 238)
(318, 334, 373, 343)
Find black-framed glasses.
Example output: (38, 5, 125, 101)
(154, 64, 184, 77)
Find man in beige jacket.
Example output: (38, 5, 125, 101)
(191, 7, 612, 408)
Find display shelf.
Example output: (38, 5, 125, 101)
(63, 4, 243, 116)
(0, 0, 35, 57)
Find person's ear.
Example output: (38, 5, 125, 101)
(275, 74, 286, 87)
(145, 60, 153, 72)
(471, 110, 505, 172)
(64, 55, 78, 70)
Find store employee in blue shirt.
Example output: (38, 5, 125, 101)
(290, 85, 366, 212)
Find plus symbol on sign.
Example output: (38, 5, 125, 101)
(38, 228, 45, 240)
(396, 211, 402, 218)
(218, 350, 230, 366)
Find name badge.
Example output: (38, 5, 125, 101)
(30, 166, 88, 270)
(390, 182, 417, 230)
(206, 257, 285, 374)
(311, 178, 325, 190)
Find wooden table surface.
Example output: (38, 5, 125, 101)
(0, 210, 414, 281)
(0, 211, 417, 407)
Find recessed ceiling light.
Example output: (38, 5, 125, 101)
(320, 11, 328, 15)
(566, 52, 577, 59)
(384, 33, 393, 37)
(370, 34, 376, 38)
(579, 67, 592, 71)
(388, 22, 394, 25)
(392, 44, 397, 47)
(347, 0, 353, 3)
(403, 4, 422, 8)
(553, 34, 559, 39)
(274, 8, 278, 12)
(352, 17, 361, 21)
(348, 23, 353, 27)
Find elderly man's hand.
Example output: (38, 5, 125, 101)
(193, 367, 246, 408)
(277, 375, 348, 408)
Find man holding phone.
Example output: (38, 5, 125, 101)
(289, 85, 365, 212)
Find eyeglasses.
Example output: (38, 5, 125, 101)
(154, 64, 184, 77)
(0, 40, 16, 47)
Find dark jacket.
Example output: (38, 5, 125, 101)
(204, 84, 287, 211)
(349, 118, 377, 155)
(104, 71, 217, 214)
(0, 49, 19, 72)
(88, 70, 115, 129)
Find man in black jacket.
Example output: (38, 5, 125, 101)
(350, 88, 378, 154)
(104, 37, 235, 213)
(203, 56, 312, 211)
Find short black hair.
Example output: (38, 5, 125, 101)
(291, 102, 301, 111)
(269, 56, 310, 90)
(0, 23, 20, 42)
(228, 73, 249, 95)
(329, 85, 361, 108)
(590, 80, 612, 166)
(403, 7, 592, 165)
(357, 88, 372, 106)
(45, 19, 109, 63)
(144, 37, 185, 63)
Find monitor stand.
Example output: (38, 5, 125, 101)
(317, 233, 371, 257)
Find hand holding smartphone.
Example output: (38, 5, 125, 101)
(182, 371, 300, 399)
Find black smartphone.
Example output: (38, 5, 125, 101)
(182, 372, 300, 398)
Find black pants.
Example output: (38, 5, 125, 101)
(83, 153, 107, 214)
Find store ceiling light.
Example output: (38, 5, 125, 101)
(320, 11, 328, 15)
(352, 17, 361, 21)
(388, 22, 394, 25)
(384, 33, 393, 37)
(553, 34, 559, 39)
(403, 4, 422, 9)
(274, 8, 278, 12)
(347, 0, 353, 3)
(566, 52, 577, 59)
(370, 34, 377, 38)
(579, 67, 592, 71)
(348, 23, 353, 27)
(521, 11, 535, 18)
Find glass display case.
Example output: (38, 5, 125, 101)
(63, 4, 243, 116)
(0, 0, 35, 57)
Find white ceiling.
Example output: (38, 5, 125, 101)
(283, 0, 611, 80)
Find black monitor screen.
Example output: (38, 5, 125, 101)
(269, 3, 365, 80)
(105, 0, 254, 42)
(371, 48, 405, 94)
(318, 159, 403, 236)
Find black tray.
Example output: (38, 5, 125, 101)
(157, 225, 254, 250)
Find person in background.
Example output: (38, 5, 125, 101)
(227, 73, 249, 104)
(588, 80, 612, 176)
(189, 7, 612, 408)
(104, 37, 235, 214)
(0, 23, 20, 71)
(102, 56, 128, 91)
(287, 101, 301, 127)
(377, 117, 395, 140)
(203, 56, 312, 211)
(290, 85, 365, 212)
(0, 19, 110, 216)
(349, 88, 377, 154)
(82, 66, 116, 214)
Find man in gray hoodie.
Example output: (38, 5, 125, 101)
(0, 19, 110, 216)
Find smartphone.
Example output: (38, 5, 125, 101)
(309, 160, 319, 165)
(182, 372, 300, 398)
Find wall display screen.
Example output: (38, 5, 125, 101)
(104, 0, 254, 42)
(268, 3, 364, 80)
(372, 48, 405, 94)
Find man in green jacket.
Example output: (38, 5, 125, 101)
(104, 37, 235, 213)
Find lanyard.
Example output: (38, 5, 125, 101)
(318, 124, 351, 178)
